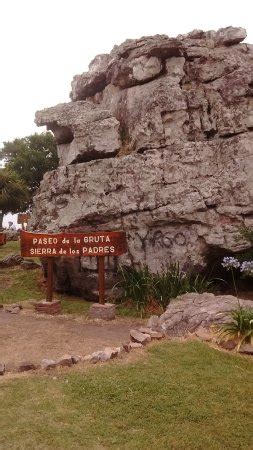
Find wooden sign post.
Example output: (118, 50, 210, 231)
(20, 230, 127, 311)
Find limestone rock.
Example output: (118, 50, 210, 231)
(41, 359, 57, 370)
(18, 362, 38, 372)
(32, 27, 253, 298)
(5, 304, 22, 314)
(71, 54, 110, 100)
(123, 342, 143, 352)
(85, 347, 121, 363)
(147, 315, 162, 332)
(57, 354, 73, 367)
(35, 101, 121, 165)
(160, 293, 253, 337)
(138, 327, 163, 339)
(89, 303, 116, 320)
(71, 355, 82, 364)
(130, 329, 151, 345)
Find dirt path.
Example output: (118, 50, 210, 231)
(0, 309, 143, 370)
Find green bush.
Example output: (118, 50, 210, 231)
(115, 264, 152, 317)
(215, 307, 253, 351)
(115, 263, 217, 315)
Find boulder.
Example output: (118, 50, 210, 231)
(31, 27, 253, 298)
(159, 293, 253, 337)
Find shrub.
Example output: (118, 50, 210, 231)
(115, 264, 152, 317)
(115, 263, 218, 315)
(152, 263, 186, 310)
(215, 307, 253, 351)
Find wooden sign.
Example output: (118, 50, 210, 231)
(20, 230, 127, 304)
(17, 213, 31, 229)
(20, 231, 127, 257)
(0, 232, 6, 246)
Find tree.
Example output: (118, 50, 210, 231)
(0, 132, 58, 206)
(0, 169, 29, 228)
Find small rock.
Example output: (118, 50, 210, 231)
(18, 362, 38, 372)
(41, 359, 57, 370)
(85, 347, 121, 364)
(5, 304, 22, 314)
(219, 340, 237, 350)
(0, 304, 3, 309)
(239, 344, 253, 355)
(71, 355, 82, 364)
(130, 329, 151, 345)
(89, 303, 116, 320)
(138, 327, 163, 339)
(57, 354, 73, 367)
(123, 342, 143, 352)
(0, 363, 5, 375)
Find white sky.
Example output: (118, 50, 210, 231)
(0, 0, 253, 146)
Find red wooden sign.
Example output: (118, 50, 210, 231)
(0, 233, 6, 246)
(17, 213, 31, 224)
(20, 230, 127, 257)
(20, 230, 127, 305)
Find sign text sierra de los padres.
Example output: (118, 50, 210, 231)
(20, 230, 127, 257)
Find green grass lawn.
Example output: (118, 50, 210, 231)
(0, 241, 139, 317)
(0, 341, 252, 450)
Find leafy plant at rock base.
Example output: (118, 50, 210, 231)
(114, 264, 152, 317)
(215, 307, 253, 351)
(153, 264, 219, 311)
(152, 263, 186, 311)
(115, 263, 219, 315)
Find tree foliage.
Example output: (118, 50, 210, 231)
(0, 132, 58, 206)
(0, 168, 29, 227)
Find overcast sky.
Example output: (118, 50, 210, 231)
(0, 0, 253, 146)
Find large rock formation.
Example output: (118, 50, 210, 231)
(32, 26, 253, 298)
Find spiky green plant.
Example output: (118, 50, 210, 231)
(115, 264, 152, 317)
(152, 263, 186, 310)
(215, 307, 253, 351)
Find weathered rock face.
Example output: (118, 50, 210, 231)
(33, 26, 253, 298)
(158, 292, 252, 337)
